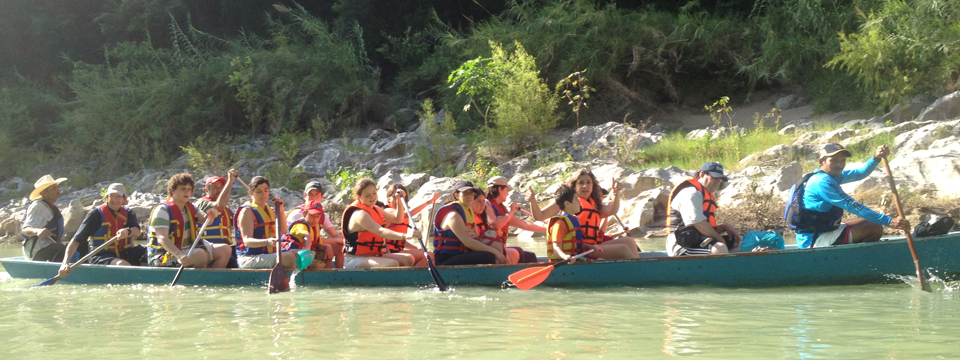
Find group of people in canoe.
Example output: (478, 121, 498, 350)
(17, 141, 911, 277)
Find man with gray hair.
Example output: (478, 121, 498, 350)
(57, 183, 144, 278)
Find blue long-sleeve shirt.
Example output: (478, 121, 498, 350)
(795, 157, 892, 248)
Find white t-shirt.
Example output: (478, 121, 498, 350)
(666, 186, 710, 257)
(21, 200, 55, 232)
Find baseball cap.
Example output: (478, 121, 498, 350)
(106, 183, 126, 197)
(699, 162, 727, 180)
(487, 176, 510, 188)
(304, 200, 324, 215)
(453, 180, 481, 194)
(304, 181, 324, 194)
(204, 176, 226, 186)
(818, 143, 852, 160)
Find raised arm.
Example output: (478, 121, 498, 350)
(527, 186, 560, 221)
(351, 209, 420, 241)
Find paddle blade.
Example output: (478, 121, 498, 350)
(34, 276, 59, 287)
(508, 265, 556, 291)
(268, 262, 290, 294)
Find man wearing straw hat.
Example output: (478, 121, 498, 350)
(20, 175, 69, 261)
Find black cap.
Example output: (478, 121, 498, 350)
(699, 162, 727, 179)
(304, 181, 324, 194)
(818, 143, 852, 160)
(453, 180, 481, 194)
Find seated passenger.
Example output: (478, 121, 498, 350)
(286, 181, 345, 268)
(57, 183, 145, 278)
(483, 176, 543, 263)
(193, 169, 239, 268)
(281, 200, 333, 269)
(472, 191, 520, 263)
(341, 178, 421, 269)
(381, 183, 438, 267)
(20, 175, 69, 262)
(666, 162, 742, 256)
(527, 168, 639, 259)
(234, 176, 296, 270)
(547, 185, 597, 262)
(147, 173, 233, 268)
(433, 180, 504, 266)
(792, 144, 910, 248)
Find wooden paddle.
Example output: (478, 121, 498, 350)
(401, 197, 448, 291)
(881, 157, 931, 292)
(170, 217, 213, 288)
(268, 200, 290, 294)
(506, 249, 594, 290)
(34, 234, 123, 287)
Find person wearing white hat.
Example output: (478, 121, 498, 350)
(56, 183, 144, 278)
(20, 175, 69, 261)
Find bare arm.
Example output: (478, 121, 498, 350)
(443, 212, 505, 263)
(599, 180, 622, 218)
(350, 210, 417, 241)
(215, 169, 238, 211)
(238, 208, 274, 248)
(692, 220, 724, 244)
(510, 216, 546, 232)
(410, 192, 440, 216)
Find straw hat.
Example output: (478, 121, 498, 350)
(30, 175, 67, 200)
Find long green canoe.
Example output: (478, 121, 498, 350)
(3, 233, 960, 288)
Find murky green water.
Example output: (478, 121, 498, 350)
(3, 239, 960, 359)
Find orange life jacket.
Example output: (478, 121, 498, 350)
(547, 213, 584, 260)
(383, 203, 409, 253)
(666, 177, 718, 229)
(474, 213, 504, 250)
(341, 200, 387, 256)
(577, 196, 603, 245)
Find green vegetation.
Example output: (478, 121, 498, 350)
(636, 130, 794, 171)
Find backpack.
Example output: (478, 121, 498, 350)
(783, 173, 817, 230)
(911, 214, 955, 238)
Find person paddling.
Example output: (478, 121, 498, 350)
(341, 178, 421, 269)
(20, 175, 69, 262)
(57, 183, 144, 278)
(791, 144, 910, 248)
(483, 176, 542, 263)
(666, 162, 742, 256)
(381, 183, 438, 267)
(433, 180, 505, 265)
(147, 173, 232, 268)
(235, 176, 296, 270)
(194, 169, 239, 268)
(527, 168, 639, 260)
(281, 200, 334, 269)
(285, 181, 344, 268)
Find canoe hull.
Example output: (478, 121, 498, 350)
(4, 233, 960, 288)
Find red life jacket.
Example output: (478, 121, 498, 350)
(341, 200, 387, 256)
(90, 205, 131, 256)
(148, 200, 199, 251)
(577, 196, 603, 245)
(281, 219, 315, 252)
(383, 203, 409, 253)
(667, 178, 718, 230)
(487, 199, 510, 245)
(474, 213, 504, 251)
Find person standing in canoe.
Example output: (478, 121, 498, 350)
(527, 168, 639, 260)
(433, 180, 505, 265)
(666, 162, 742, 256)
(20, 175, 70, 262)
(147, 173, 233, 268)
(281, 200, 334, 269)
(193, 169, 239, 268)
(235, 176, 296, 270)
(547, 184, 598, 263)
(791, 144, 910, 248)
(381, 183, 438, 267)
(483, 176, 543, 263)
(57, 183, 144, 277)
(341, 178, 421, 269)
(285, 181, 344, 268)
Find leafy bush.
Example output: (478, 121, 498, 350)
(181, 133, 240, 176)
(327, 166, 373, 194)
(412, 99, 461, 173)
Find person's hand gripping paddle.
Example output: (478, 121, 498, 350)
(170, 217, 214, 288)
(268, 199, 290, 294)
(400, 197, 447, 291)
(506, 249, 594, 290)
(34, 234, 123, 287)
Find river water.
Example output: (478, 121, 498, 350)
(2, 237, 959, 359)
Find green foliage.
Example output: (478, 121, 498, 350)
(412, 99, 461, 173)
(263, 162, 304, 190)
(705, 96, 734, 128)
(637, 128, 793, 171)
(227, 56, 261, 138)
(270, 132, 307, 163)
(828, 0, 960, 109)
(181, 133, 239, 175)
(846, 132, 898, 162)
(556, 69, 594, 128)
(447, 57, 499, 126)
(487, 41, 559, 155)
(327, 166, 373, 194)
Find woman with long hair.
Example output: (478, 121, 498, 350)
(341, 178, 421, 269)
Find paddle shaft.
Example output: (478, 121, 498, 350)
(170, 217, 214, 287)
(511, 249, 594, 286)
(37, 234, 124, 286)
(881, 157, 930, 291)
(401, 197, 448, 291)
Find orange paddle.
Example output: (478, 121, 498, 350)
(507, 249, 594, 290)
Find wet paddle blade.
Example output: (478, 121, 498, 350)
(508, 265, 556, 291)
(267, 262, 289, 294)
(34, 276, 59, 287)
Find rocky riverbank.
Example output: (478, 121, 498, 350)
(3, 91, 960, 244)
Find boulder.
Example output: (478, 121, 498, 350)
(893, 119, 960, 153)
(618, 187, 669, 232)
(370, 132, 418, 157)
(554, 122, 661, 161)
(816, 128, 857, 143)
(686, 125, 746, 140)
(865, 143, 960, 197)
(383, 108, 417, 132)
(498, 157, 532, 179)
(408, 177, 461, 207)
(296, 148, 350, 178)
(916, 91, 960, 122)
(61, 199, 87, 239)
(370, 154, 417, 178)
(740, 144, 816, 167)
(778, 124, 797, 135)
(775, 94, 807, 110)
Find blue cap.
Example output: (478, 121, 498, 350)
(699, 162, 726, 179)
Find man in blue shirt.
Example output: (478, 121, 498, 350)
(795, 143, 910, 248)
